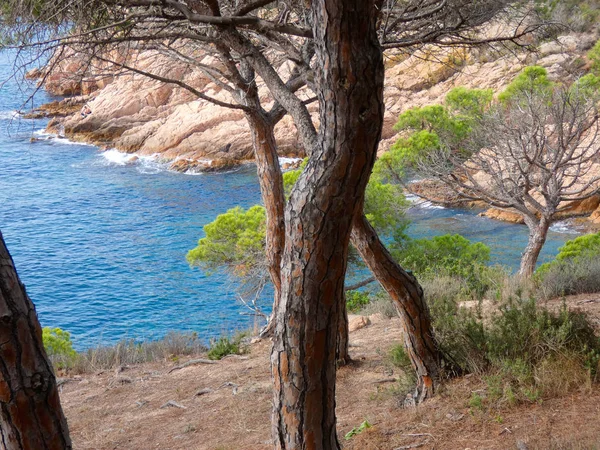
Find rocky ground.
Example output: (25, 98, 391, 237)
(58, 294, 600, 450)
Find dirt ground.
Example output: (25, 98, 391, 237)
(59, 294, 600, 450)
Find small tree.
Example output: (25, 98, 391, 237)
(397, 70, 600, 276)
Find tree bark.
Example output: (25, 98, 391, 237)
(519, 216, 551, 278)
(337, 293, 350, 365)
(271, 1, 384, 448)
(245, 111, 286, 336)
(350, 214, 440, 403)
(0, 232, 72, 450)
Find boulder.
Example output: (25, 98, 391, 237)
(348, 315, 371, 332)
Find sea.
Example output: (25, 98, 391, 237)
(0, 51, 580, 349)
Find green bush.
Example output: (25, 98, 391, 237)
(207, 332, 246, 360)
(429, 292, 600, 401)
(43, 327, 77, 369)
(393, 234, 492, 297)
(187, 205, 266, 275)
(498, 66, 552, 104)
(536, 232, 600, 298)
(589, 39, 600, 75)
(346, 291, 371, 313)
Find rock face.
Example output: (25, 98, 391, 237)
(32, 32, 600, 226)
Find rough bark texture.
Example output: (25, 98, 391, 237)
(336, 294, 350, 365)
(350, 214, 440, 403)
(245, 111, 286, 335)
(0, 232, 72, 450)
(271, 1, 384, 448)
(519, 216, 551, 277)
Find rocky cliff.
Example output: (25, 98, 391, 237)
(29, 32, 600, 224)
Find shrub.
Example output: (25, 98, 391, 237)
(427, 285, 600, 401)
(356, 291, 398, 318)
(43, 327, 77, 369)
(536, 232, 600, 298)
(207, 332, 246, 360)
(589, 39, 600, 75)
(346, 290, 371, 313)
(498, 66, 552, 104)
(394, 234, 492, 297)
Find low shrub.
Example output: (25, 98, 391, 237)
(43, 327, 77, 369)
(536, 233, 600, 299)
(355, 291, 398, 318)
(428, 290, 600, 402)
(346, 290, 371, 313)
(395, 234, 494, 298)
(207, 332, 247, 360)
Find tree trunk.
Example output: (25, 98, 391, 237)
(350, 214, 440, 403)
(245, 111, 286, 336)
(519, 216, 551, 278)
(0, 232, 72, 450)
(337, 292, 350, 365)
(271, 1, 384, 448)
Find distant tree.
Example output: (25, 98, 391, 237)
(393, 70, 600, 276)
(0, 232, 71, 450)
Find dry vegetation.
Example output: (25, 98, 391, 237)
(57, 294, 600, 450)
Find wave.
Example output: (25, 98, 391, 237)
(0, 110, 23, 120)
(100, 149, 169, 174)
(32, 129, 96, 147)
(549, 220, 580, 235)
(405, 193, 445, 210)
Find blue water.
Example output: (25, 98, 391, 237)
(0, 51, 579, 349)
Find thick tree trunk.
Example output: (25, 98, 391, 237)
(337, 293, 350, 365)
(271, 1, 384, 448)
(350, 214, 440, 403)
(0, 232, 71, 450)
(519, 216, 551, 278)
(245, 111, 286, 336)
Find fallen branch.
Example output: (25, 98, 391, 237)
(394, 441, 429, 450)
(160, 400, 186, 409)
(168, 358, 218, 374)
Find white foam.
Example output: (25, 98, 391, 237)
(550, 220, 580, 235)
(32, 129, 95, 146)
(101, 149, 139, 165)
(406, 193, 445, 210)
(0, 110, 22, 120)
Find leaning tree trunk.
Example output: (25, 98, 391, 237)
(245, 111, 286, 336)
(519, 216, 551, 278)
(350, 214, 440, 403)
(0, 232, 71, 450)
(271, 2, 384, 448)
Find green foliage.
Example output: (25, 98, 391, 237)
(389, 344, 412, 372)
(552, 232, 600, 262)
(498, 66, 552, 104)
(207, 332, 246, 360)
(346, 290, 371, 313)
(187, 205, 266, 275)
(588, 39, 600, 75)
(536, 233, 600, 298)
(394, 234, 492, 296)
(536, 251, 600, 299)
(344, 420, 371, 440)
(364, 180, 408, 235)
(282, 158, 308, 198)
(429, 287, 600, 403)
(445, 86, 493, 119)
(43, 327, 77, 362)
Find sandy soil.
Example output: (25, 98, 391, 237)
(59, 295, 600, 450)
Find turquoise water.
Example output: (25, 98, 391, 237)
(0, 52, 579, 349)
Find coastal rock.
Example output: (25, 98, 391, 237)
(481, 208, 525, 224)
(34, 32, 587, 174)
(348, 315, 371, 332)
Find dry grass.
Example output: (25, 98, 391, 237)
(57, 294, 600, 450)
